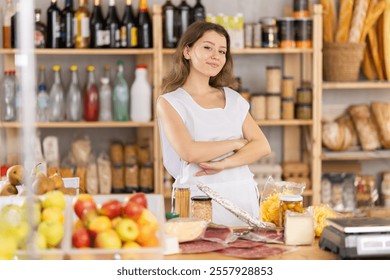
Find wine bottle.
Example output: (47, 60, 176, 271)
(2, 0, 15, 49)
(74, 0, 90, 48)
(137, 0, 153, 48)
(35, 9, 46, 48)
(192, 0, 206, 22)
(178, 0, 191, 38)
(162, 0, 177, 48)
(60, 0, 74, 48)
(47, 0, 61, 48)
(121, 0, 138, 48)
(105, 0, 121, 48)
(90, 0, 106, 48)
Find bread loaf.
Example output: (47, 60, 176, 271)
(321, 0, 336, 42)
(335, 0, 354, 42)
(322, 121, 351, 151)
(377, 14, 386, 78)
(382, 0, 390, 80)
(360, 0, 386, 42)
(337, 114, 359, 147)
(349, 0, 370, 43)
(362, 45, 377, 80)
(371, 102, 390, 148)
(368, 28, 385, 79)
(348, 104, 381, 150)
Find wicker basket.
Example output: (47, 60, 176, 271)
(323, 42, 365, 82)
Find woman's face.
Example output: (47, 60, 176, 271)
(185, 30, 227, 78)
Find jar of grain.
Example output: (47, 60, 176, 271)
(282, 97, 295, 119)
(266, 93, 281, 120)
(279, 194, 303, 226)
(296, 103, 312, 119)
(296, 87, 312, 103)
(266, 66, 281, 94)
(250, 93, 266, 120)
(110, 142, 124, 165)
(139, 161, 153, 193)
(174, 187, 190, 218)
(124, 143, 137, 165)
(111, 164, 125, 193)
(125, 163, 138, 193)
(191, 196, 212, 223)
(282, 76, 294, 98)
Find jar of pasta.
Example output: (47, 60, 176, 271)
(174, 187, 190, 218)
(279, 194, 303, 226)
(191, 196, 212, 223)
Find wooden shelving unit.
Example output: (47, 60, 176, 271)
(0, 48, 155, 55)
(162, 48, 314, 55)
(1, 121, 155, 128)
(256, 120, 313, 126)
(322, 150, 390, 161)
(322, 81, 390, 89)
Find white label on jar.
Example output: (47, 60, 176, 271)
(81, 17, 90, 38)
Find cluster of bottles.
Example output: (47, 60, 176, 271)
(3, 0, 152, 49)
(0, 61, 152, 123)
(162, 0, 205, 48)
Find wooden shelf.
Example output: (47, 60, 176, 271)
(1, 121, 155, 128)
(322, 81, 390, 89)
(162, 48, 314, 55)
(0, 48, 154, 55)
(256, 119, 313, 126)
(321, 149, 390, 160)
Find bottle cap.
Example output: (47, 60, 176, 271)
(38, 84, 46, 91)
(117, 60, 124, 65)
(165, 212, 179, 220)
(136, 64, 148, 69)
(70, 65, 78, 71)
(87, 65, 95, 71)
(52, 65, 60, 71)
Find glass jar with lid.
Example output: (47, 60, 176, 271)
(261, 17, 279, 48)
(279, 194, 303, 226)
(191, 196, 212, 222)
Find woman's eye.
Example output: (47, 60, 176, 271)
(219, 50, 226, 55)
(204, 46, 211, 50)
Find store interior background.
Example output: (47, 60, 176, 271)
(1, 0, 389, 189)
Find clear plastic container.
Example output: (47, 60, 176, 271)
(130, 64, 152, 122)
(1, 70, 16, 121)
(36, 84, 49, 122)
(48, 65, 65, 122)
(279, 194, 303, 227)
(66, 65, 82, 122)
(99, 77, 113, 121)
(113, 60, 129, 121)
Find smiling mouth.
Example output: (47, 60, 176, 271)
(207, 63, 220, 68)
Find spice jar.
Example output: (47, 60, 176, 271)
(282, 97, 295, 119)
(266, 66, 281, 94)
(296, 103, 312, 119)
(191, 196, 212, 223)
(266, 93, 281, 120)
(282, 76, 294, 98)
(296, 87, 312, 103)
(174, 187, 190, 218)
(261, 17, 279, 48)
(277, 18, 295, 48)
(293, 0, 310, 18)
(279, 194, 303, 226)
(295, 18, 313, 48)
(139, 162, 153, 193)
(250, 93, 266, 120)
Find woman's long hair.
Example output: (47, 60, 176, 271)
(161, 21, 236, 94)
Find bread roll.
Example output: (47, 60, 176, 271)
(335, 0, 354, 42)
(322, 121, 348, 151)
(349, 0, 370, 43)
(371, 102, 390, 148)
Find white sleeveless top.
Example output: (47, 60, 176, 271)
(158, 87, 260, 226)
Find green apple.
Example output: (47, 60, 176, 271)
(35, 232, 47, 250)
(41, 190, 66, 210)
(95, 229, 122, 249)
(115, 218, 139, 242)
(0, 234, 17, 260)
(38, 220, 64, 248)
(41, 207, 64, 224)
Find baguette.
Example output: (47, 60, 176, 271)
(362, 44, 377, 80)
(349, 0, 370, 43)
(360, 0, 386, 41)
(383, 0, 390, 80)
(335, 0, 354, 42)
(368, 28, 385, 79)
(321, 0, 336, 42)
(377, 14, 386, 78)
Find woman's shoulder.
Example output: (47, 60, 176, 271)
(161, 87, 185, 98)
(223, 87, 246, 102)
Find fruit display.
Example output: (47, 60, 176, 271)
(69, 193, 164, 260)
(0, 190, 68, 260)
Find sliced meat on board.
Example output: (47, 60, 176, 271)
(217, 246, 287, 259)
(179, 240, 226, 254)
(240, 228, 284, 244)
(226, 239, 267, 248)
(202, 225, 236, 243)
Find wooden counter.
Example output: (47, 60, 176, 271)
(164, 239, 337, 260)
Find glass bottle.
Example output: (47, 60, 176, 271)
(66, 65, 82, 121)
(162, 0, 177, 48)
(192, 0, 205, 22)
(103, 64, 112, 86)
(130, 65, 152, 122)
(178, 0, 191, 38)
(34, 9, 46, 48)
(99, 77, 113, 121)
(14, 71, 22, 121)
(83, 65, 99, 121)
(46, 0, 61, 48)
(105, 0, 121, 48)
(113, 60, 129, 121)
(137, 0, 153, 48)
(90, 0, 106, 48)
(36, 84, 49, 122)
(121, 0, 138, 48)
(3, 0, 15, 48)
(60, 0, 74, 48)
(48, 65, 65, 121)
(74, 0, 90, 48)
(1, 70, 16, 121)
(37, 65, 47, 89)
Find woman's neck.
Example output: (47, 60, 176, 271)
(182, 71, 213, 96)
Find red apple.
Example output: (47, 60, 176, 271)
(122, 201, 144, 221)
(80, 208, 99, 228)
(99, 199, 122, 219)
(74, 194, 97, 219)
(128, 193, 148, 208)
(72, 228, 91, 248)
(95, 229, 122, 249)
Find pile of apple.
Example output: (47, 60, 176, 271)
(72, 193, 159, 250)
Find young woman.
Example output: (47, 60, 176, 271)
(157, 21, 271, 226)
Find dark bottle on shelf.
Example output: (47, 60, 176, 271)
(121, 0, 138, 48)
(90, 0, 106, 48)
(46, 0, 61, 48)
(60, 0, 74, 48)
(105, 0, 121, 48)
(35, 9, 46, 48)
(192, 0, 205, 22)
(178, 0, 191, 38)
(137, 0, 153, 48)
(162, 0, 177, 48)
(10, 4, 18, 48)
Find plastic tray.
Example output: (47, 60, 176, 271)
(65, 194, 165, 260)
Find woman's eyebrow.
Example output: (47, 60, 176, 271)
(202, 40, 227, 48)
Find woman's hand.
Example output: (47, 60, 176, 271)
(195, 160, 226, 176)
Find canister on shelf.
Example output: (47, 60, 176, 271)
(295, 18, 312, 48)
(111, 164, 125, 193)
(125, 163, 138, 193)
(293, 0, 310, 18)
(244, 23, 254, 48)
(266, 66, 281, 94)
(266, 93, 281, 120)
(174, 187, 190, 218)
(253, 22, 262, 48)
(296, 87, 312, 103)
(277, 17, 295, 48)
(261, 17, 279, 48)
(191, 196, 212, 223)
(124, 143, 137, 165)
(282, 76, 294, 98)
(279, 194, 303, 226)
(139, 161, 153, 193)
(282, 97, 295, 120)
(296, 103, 312, 119)
(250, 93, 266, 121)
(110, 141, 124, 165)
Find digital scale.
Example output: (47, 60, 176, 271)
(319, 217, 390, 259)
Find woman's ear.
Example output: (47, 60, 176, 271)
(183, 46, 190, 60)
